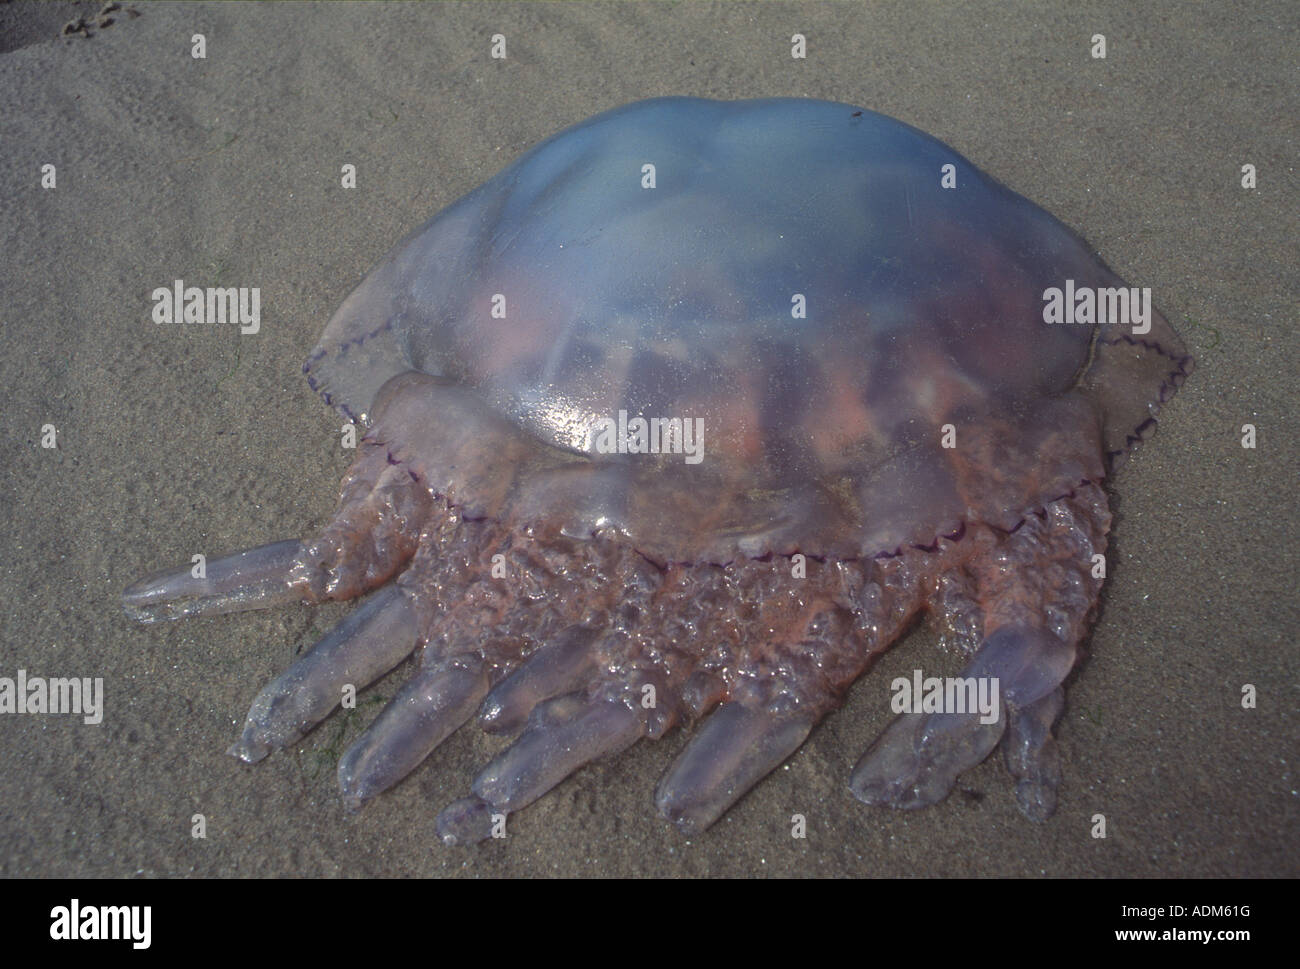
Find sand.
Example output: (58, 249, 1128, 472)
(0, 1, 1295, 877)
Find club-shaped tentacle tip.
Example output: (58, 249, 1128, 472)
(340, 787, 367, 814)
(122, 539, 305, 622)
(654, 702, 814, 836)
(337, 758, 372, 812)
(436, 796, 498, 846)
(227, 728, 273, 765)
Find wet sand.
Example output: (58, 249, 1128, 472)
(0, 1, 1295, 877)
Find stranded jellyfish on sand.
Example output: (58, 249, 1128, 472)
(124, 98, 1191, 842)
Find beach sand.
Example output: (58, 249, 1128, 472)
(0, 1, 1295, 877)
